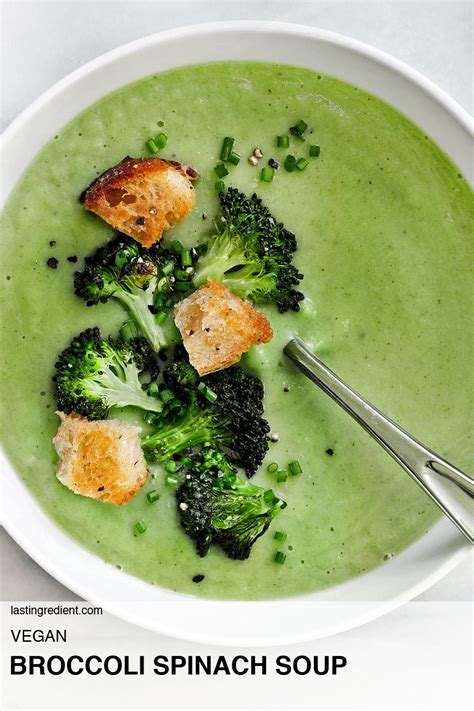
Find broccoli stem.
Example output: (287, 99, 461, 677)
(114, 282, 168, 352)
(141, 408, 230, 461)
(86, 360, 162, 413)
(192, 230, 246, 288)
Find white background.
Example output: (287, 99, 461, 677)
(1, 1, 473, 709)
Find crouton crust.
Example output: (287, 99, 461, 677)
(53, 412, 147, 505)
(81, 156, 198, 247)
(174, 280, 273, 375)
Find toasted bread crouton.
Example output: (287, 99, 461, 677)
(81, 157, 198, 247)
(174, 280, 272, 375)
(53, 412, 147, 505)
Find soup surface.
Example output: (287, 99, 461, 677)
(1, 62, 472, 599)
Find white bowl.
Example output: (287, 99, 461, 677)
(1, 21, 472, 646)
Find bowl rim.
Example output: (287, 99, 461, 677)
(1, 20, 472, 646)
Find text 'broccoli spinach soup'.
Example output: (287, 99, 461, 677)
(1, 62, 472, 599)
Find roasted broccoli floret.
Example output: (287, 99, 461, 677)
(176, 447, 286, 559)
(53, 327, 162, 420)
(141, 350, 270, 477)
(192, 187, 304, 312)
(74, 235, 175, 352)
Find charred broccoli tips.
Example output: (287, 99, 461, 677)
(192, 187, 304, 312)
(53, 327, 162, 420)
(73, 235, 170, 352)
(141, 352, 270, 477)
(177, 447, 286, 559)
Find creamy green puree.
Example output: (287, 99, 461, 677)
(1, 62, 472, 599)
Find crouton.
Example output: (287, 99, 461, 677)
(53, 412, 147, 505)
(174, 280, 272, 375)
(81, 157, 198, 247)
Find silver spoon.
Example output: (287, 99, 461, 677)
(283, 337, 473, 544)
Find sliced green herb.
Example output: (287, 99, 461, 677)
(274, 531, 287, 542)
(289, 459, 302, 476)
(260, 166, 274, 182)
(309, 144, 321, 157)
(214, 163, 229, 178)
(275, 550, 287, 564)
(284, 154, 297, 172)
(228, 150, 241, 165)
(147, 490, 160, 504)
(277, 135, 290, 148)
(145, 138, 158, 153)
(154, 132, 167, 150)
(267, 462, 279, 473)
(134, 520, 147, 534)
(296, 158, 309, 171)
(215, 180, 226, 192)
(220, 137, 235, 162)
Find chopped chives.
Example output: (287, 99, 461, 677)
(147, 490, 160, 504)
(170, 240, 183, 255)
(148, 382, 159, 398)
(197, 382, 206, 394)
(145, 138, 158, 153)
(264, 489, 278, 504)
(215, 180, 225, 192)
(296, 158, 309, 171)
(165, 473, 178, 488)
(165, 459, 177, 473)
(267, 462, 278, 473)
(277, 135, 290, 148)
(289, 459, 303, 476)
(156, 276, 171, 293)
(174, 268, 191, 280)
(174, 281, 194, 292)
(204, 387, 218, 403)
(134, 520, 147, 534)
(284, 154, 297, 172)
(260, 166, 274, 182)
(119, 319, 138, 342)
(275, 551, 287, 564)
(214, 163, 229, 178)
(143, 411, 158, 425)
(276, 469, 288, 482)
(154, 132, 167, 149)
(181, 249, 192, 267)
(161, 261, 175, 276)
(290, 119, 308, 139)
(180, 455, 193, 467)
(309, 144, 321, 157)
(160, 389, 175, 404)
(274, 531, 287, 542)
(155, 311, 167, 324)
(220, 136, 235, 162)
(228, 150, 241, 165)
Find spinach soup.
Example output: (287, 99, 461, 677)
(1, 62, 472, 599)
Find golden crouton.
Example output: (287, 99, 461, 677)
(81, 157, 198, 247)
(174, 280, 272, 375)
(53, 412, 147, 505)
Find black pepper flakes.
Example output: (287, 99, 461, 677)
(47, 257, 59, 269)
(67, 255, 78, 263)
(192, 574, 205, 583)
(136, 217, 145, 225)
(325, 448, 334, 456)
(49, 240, 57, 246)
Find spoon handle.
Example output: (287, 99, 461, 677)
(284, 337, 473, 544)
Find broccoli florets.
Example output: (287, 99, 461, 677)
(141, 351, 270, 477)
(177, 447, 286, 559)
(192, 187, 304, 312)
(53, 327, 162, 420)
(74, 235, 175, 352)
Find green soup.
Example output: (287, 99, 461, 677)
(1, 62, 472, 599)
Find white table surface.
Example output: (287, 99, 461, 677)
(1, 0, 472, 613)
